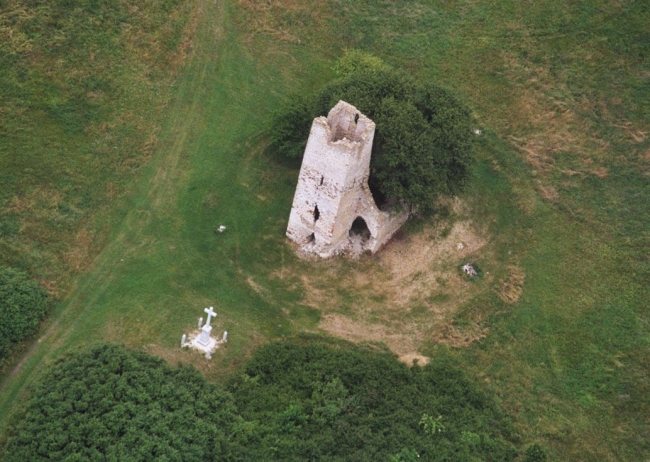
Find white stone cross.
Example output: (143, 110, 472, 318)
(204, 307, 217, 327)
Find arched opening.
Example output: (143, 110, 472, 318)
(306, 233, 315, 244)
(313, 205, 320, 222)
(349, 217, 371, 241)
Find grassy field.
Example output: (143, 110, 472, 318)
(0, 0, 196, 287)
(1, 0, 649, 459)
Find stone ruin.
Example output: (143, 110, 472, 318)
(286, 101, 409, 258)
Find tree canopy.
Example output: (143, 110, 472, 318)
(269, 52, 475, 213)
(2, 340, 521, 461)
(228, 339, 518, 461)
(0, 266, 52, 362)
(2, 344, 239, 461)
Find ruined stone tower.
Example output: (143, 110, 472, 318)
(286, 101, 408, 257)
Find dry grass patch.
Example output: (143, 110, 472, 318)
(246, 276, 263, 294)
(496, 264, 525, 304)
(168, 2, 203, 72)
(497, 49, 625, 197)
(276, 200, 499, 356)
(536, 181, 559, 202)
(592, 167, 608, 178)
(614, 121, 646, 143)
(398, 353, 431, 367)
(63, 228, 96, 273)
(319, 314, 422, 357)
(433, 321, 489, 348)
(236, 0, 331, 45)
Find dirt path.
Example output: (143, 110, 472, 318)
(0, 0, 225, 430)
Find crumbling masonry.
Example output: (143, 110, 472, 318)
(286, 101, 409, 257)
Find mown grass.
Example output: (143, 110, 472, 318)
(1, 0, 649, 460)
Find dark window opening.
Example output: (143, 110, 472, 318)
(354, 113, 359, 124)
(313, 205, 320, 222)
(349, 217, 371, 241)
(320, 176, 324, 186)
(307, 233, 315, 244)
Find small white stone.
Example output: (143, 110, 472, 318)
(462, 264, 478, 277)
(457, 242, 464, 250)
(218, 225, 226, 232)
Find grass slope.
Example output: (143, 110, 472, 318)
(0, 0, 195, 289)
(0, 0, 197, 364)
(1, 0, 649, 459)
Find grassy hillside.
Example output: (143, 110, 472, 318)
(1, 0, 648, 459)
(0, 0, 198, 367)
(0, 0, 196, 290)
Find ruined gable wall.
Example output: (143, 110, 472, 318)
(287, 101, 408, 257)
(286, 116, 353, 247)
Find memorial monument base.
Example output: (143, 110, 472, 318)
(189, 327, 217, 353)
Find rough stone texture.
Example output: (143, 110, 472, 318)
(286, 101, 409, 258)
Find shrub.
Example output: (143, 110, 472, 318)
(524, 443, 549, 462)
(229, 339, 518, 461)
(2, 344, 238, 461)
(3, 340, 518, 461)
(0, 267, 51, 361)
(333, 49, 390, 76)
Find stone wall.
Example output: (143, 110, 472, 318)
(286, 101, 409, 258)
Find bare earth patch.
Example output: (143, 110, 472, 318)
(318, 313, 422, 357)
(281, 199, 497, 358)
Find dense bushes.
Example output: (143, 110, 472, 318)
(0, 267, 51, 361)
(2, 344, 239, 461)
(229, 340, 517, 461)
(3, 341, 520, 461)
(269, 51, 475, 213)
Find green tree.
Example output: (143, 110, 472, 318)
(3, 340, 521, 461)
(269, 52, 474, 214)
(372, 97, 445, 210)
(2, 344, 239, 461)
(524, 443, 549, 462)
(268, 93, 317, 161)
(229, 338, 518, 461)
(0, 267, 52, 361)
